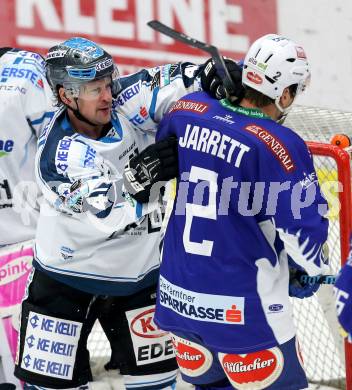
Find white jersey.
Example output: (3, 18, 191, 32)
(34, 63, 202, 295)
(0, 49, 54, 246)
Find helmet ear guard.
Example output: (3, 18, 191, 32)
(62, 83, 80, 99)
(111, 65, 122, 98)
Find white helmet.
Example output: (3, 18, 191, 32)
(242, 34, 310, 115)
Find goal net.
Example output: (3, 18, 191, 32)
(88, 105, 352, 389)
(285, 106, 352, 390)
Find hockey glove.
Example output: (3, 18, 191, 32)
(201, 58, 244, 102)
(123, 136, 178, 204)
(62, 178, 114, 216)
(289, 268, 321, 299)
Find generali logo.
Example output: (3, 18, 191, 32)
(244, 124, 295, 172)
(130, 308, 168, 339)
(0, 256, 32, 286)
(169, 99, 209, 114)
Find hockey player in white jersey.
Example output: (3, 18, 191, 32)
(0, 47, 54, 388)
(13, 37, 242, 389)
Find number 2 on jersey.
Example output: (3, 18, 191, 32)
(183, 166, 218, 256)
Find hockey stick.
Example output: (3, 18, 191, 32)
(299, 274, 336, 285)
(147, 20, 237, 97)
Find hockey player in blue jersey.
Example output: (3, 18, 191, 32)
(125, 34, 330, 389)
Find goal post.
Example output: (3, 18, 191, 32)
(285, 105, 352, 389)
(299, 141, 352, 389)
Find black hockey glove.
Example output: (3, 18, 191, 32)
(123, 136, 178, 204)
(201, 58, 244, 102)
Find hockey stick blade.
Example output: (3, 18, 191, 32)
(147, 20, 237, 98)
(299, 274, 336, 285)
(148, 20, 214, 53)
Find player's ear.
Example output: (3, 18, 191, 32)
(279, 87, 292, 108)
(59, 87, 72, 104)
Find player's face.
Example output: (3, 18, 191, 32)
(77, 77, 113, 125)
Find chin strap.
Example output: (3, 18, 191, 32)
(66, 98, 98, 127)
(274, 96, 296, 124)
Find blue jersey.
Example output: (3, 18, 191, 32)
(334, 254, 352, 338)
(154, 91, 329, 353)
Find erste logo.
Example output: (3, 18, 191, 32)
(0, 139, 14, 157)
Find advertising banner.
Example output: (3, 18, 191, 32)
(0, 0, 277, 74)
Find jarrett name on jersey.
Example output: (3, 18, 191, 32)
(34, 63, 202, 295)
(154, 91, 329, 353)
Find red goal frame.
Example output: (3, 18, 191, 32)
(307, 141, 352, 390)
